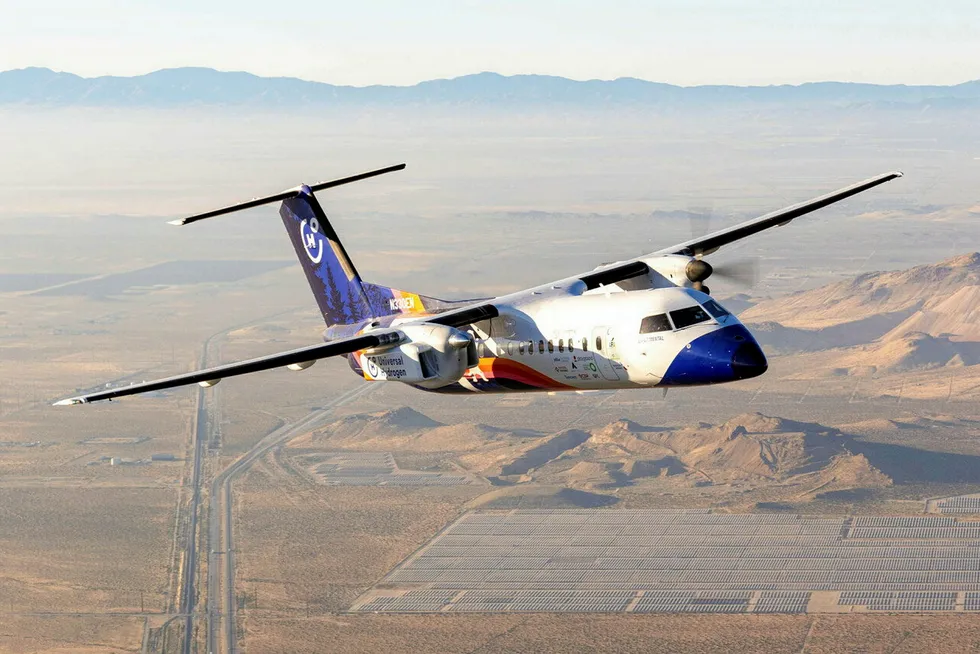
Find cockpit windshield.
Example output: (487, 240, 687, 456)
(639, 313, 671, 333)
(669, 305, 711, 329)
(701, 299, 731, 321)
(644, 300, 732, 333)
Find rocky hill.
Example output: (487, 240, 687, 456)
(447, 412, 893, 497)
(528, 414, 890, 495)
(741, 253, 980, 333)
(882, 284, 980, 342)
(741, 254, 980, 390)
(283, 404, 980, 502)
(832, 332, 980, 375)
(289, 406, 512, 452)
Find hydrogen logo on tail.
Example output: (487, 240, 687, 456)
(300, 218, 324, 263)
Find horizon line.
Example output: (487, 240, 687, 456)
(5, 66, 979, 89)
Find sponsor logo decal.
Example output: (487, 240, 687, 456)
(300, 218, 324, 263)
(587, 362, 599, 372)
(374, 354, 404, 367)
(364, 354, 409, 379)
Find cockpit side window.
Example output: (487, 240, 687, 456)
(639, 314, 671, 333)
(701, 299, 731, 320)
(669, 305, 711, 329)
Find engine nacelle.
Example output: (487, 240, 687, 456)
(640, 254, 700, 288)
(357, 323, 476, 389)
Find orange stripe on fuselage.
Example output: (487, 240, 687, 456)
(471, 357, 574, 390)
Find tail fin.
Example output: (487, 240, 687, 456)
(279, 187, 372, 326)
(169, 164, 467, 327)
(279, 187, 458, 326)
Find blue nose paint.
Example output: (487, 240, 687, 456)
(660, 324, 767, 386)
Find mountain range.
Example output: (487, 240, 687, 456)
(738, 252, 980, 398)
(2, 67, 979, 108)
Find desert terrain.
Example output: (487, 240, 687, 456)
(1, 93, 979, 653)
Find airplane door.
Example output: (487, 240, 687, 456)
(590, 326, 621, 381)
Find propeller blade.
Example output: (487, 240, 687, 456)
(710, 257, 760, 288)
(687, 202, 715, 252)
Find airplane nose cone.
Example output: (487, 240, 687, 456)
(731, 340, 768, 380)
(660, 324, 768, 386)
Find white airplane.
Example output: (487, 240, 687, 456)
(55, 164, 902, 405)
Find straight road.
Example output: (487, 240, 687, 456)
(207, 383, 376, 654)
(179, 337, 215, 654)
(174, 311, 293, 654)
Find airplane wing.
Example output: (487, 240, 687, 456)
(395, 173, 906, 325)
(656, 171, 903, 257)
(54, 330, 400, 405)
(527, 171, 904, 292)
(426, 303, 500, 327)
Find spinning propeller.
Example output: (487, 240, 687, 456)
(684, 203, 760, 295)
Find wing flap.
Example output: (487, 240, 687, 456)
(579, 260, 651, 289)
(426, 303, 500, 327)
(54, 331, 399, 405)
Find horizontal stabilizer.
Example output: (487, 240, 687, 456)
(170, 163, 406, 226)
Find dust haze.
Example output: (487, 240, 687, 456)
(2, 95, 980, 653)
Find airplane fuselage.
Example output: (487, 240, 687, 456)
(347, 282, 767, 393)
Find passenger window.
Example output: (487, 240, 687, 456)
(582, 337, 588, 351)
(558, 339, 564, 352)
(568, 339, 574, 352)
(596, 336, 602, 351)
(518, 342, 525, 355)
(507, 341, 516, 356)
(539, 340, 545, 354)
(639, 314, 671, 333)
(548, 340, 554, 353)
(670, 305, 711, 329)
(702, 299, 731, 320)
(528, 341, 534, 354)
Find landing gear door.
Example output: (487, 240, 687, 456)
(590, 326, 621, 381)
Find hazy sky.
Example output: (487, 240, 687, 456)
(2, 0, 978, 86)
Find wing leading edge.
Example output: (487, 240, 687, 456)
(54, 331, 400, 405)
(557, 171, 903, 290)
(659, 171, 903, 257)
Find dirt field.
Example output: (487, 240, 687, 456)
(0, 487, 175, 614)
(0, 615, 145, 654)
(234, 454, 484, 614)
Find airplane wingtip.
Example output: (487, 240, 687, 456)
(53, 397, 86, 406)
